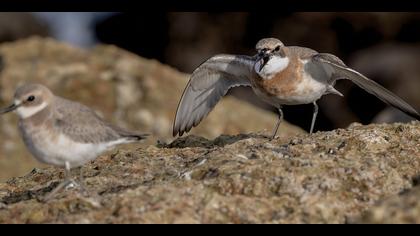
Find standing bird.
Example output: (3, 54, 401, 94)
(173, 38, 420, 139)
(0, 83, 148, 200)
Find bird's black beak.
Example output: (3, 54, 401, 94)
(258, 51, 270, 72)
(0, 103, 19, 115)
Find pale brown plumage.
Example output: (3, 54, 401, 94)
(0, 83, 149, 201)
(11, 84, 148, 144)
(52, 97, 148, 143)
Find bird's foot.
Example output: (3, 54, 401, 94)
(262, 134, 278, 141)
(40, 179, 86, 202)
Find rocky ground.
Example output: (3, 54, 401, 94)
(357, 181, 420, 224)
(0, 38, 419, 224)
(0, 122, 419, 223)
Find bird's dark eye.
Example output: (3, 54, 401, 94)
(27, 95, 35, 102)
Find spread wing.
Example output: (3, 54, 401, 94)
(312, 53, 420, 120)
(53, 97, 148, 143)
(173, 54, 255, 137)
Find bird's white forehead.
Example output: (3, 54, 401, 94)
(14, 99, 22, 106)
(16, 101, 48, 119)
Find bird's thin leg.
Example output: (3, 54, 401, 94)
(78, 167, 88, 195)
(77, 167, 100, 200)
(310, 101, 319, 134)
(43, 162, 73, 201)
(271, 107, 284, 140)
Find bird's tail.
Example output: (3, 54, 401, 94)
(123, 133, 150, 141)
(108, 122, 150, 142)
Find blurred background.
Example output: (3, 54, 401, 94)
(0, 12, 420, 180)
(21, 12, 420, 128)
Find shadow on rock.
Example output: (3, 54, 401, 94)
(161, 133, 268, 149)
(1, 182, 59, 204)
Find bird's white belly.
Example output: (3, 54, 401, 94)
(277, 73, 327, 105)
(253, 71, 327, 106)
(20, 127, 113, 168)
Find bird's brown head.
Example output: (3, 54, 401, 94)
(254, 38, 289, 78)
(256, 38, 286, 58)
(0, 83, 54, 119)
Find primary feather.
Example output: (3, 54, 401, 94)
(173, 54, 255, 137)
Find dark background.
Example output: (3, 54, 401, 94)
(2, 12, 420, 132)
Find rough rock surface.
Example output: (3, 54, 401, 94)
(0, 37, 303, 181)
(356, 185, 420, 224)
(0, 122, 419, 223)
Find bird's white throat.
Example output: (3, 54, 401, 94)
(16, 101, 48, 119)
(255, 56, 290, 80)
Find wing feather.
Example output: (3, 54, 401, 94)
(54, 97, 148, 143)
(313, 54, 420, 120)
(173, 54, 255, 136)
